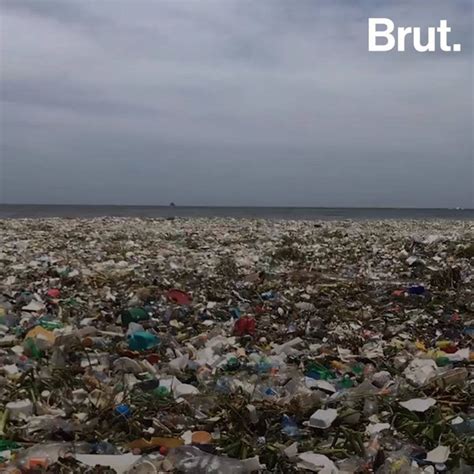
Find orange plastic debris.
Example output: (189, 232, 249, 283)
(127, 437, 184, 450)
(191, 431, 212, 444)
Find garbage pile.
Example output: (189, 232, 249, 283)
(0, 217, 472, 473)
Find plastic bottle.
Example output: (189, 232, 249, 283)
(93, 441, 119, 455)
(364, 434, 381, 467)
(164, 446, 259, 474)
(281, 415, 300, 438)
(13, 442, 91, 471)
(124, 453, 165, 473)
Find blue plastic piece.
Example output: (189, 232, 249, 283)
(115, 403, 131, 418)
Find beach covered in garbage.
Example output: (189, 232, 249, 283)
(0, 217, 472, 473)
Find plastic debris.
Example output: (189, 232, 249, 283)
(5, 400, 34, 421)
(164, 446, 263, 473)
(426, 445, 450, 464)
(297, 452, 338, 473)
(309, 409, 338, 429)
(127, 330, 160, 351)
(366, 422, 391, 435)
(75, 453, 140, 473)
(399, 398, 437, 412)
(121, 307, 150, 326)
(0, 217, 472, 472)
(403, 358, 438, 386)
(166, 289, 192, 305)
(233, 315, 256, 336)
(191, 431, 212, 445)
(24, 325, 56, 348)
(127, 437, 184, 450)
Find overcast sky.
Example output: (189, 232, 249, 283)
(0, 0, 472, 207)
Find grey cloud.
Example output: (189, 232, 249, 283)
(1, 78, 161, 117)
(0, 0, 472, 207)
(1, 0, 103, 26)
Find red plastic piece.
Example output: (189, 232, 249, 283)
(47, 288, 61, 299)
(146, 354, 161, 364)
(443, 344, 458, 354)
(234, 315, 256, 336)
(167, 289, 191, 305)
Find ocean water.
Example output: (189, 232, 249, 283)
(0, 205, 473, 220)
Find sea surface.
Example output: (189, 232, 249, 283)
(0, 205, 473, 220)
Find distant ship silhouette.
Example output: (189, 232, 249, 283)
(169, 202, 176, 207)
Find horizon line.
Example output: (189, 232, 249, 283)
(0, 203, 472, 211)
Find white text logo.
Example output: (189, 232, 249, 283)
(368, 18, 462, 53)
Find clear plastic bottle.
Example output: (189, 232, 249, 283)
(164, 446, 260, 474)
(124, 454, 165, 473)
(13, 442, 91, 471)
(281, 414, 300, 438)
(376, 448, 422, 473)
